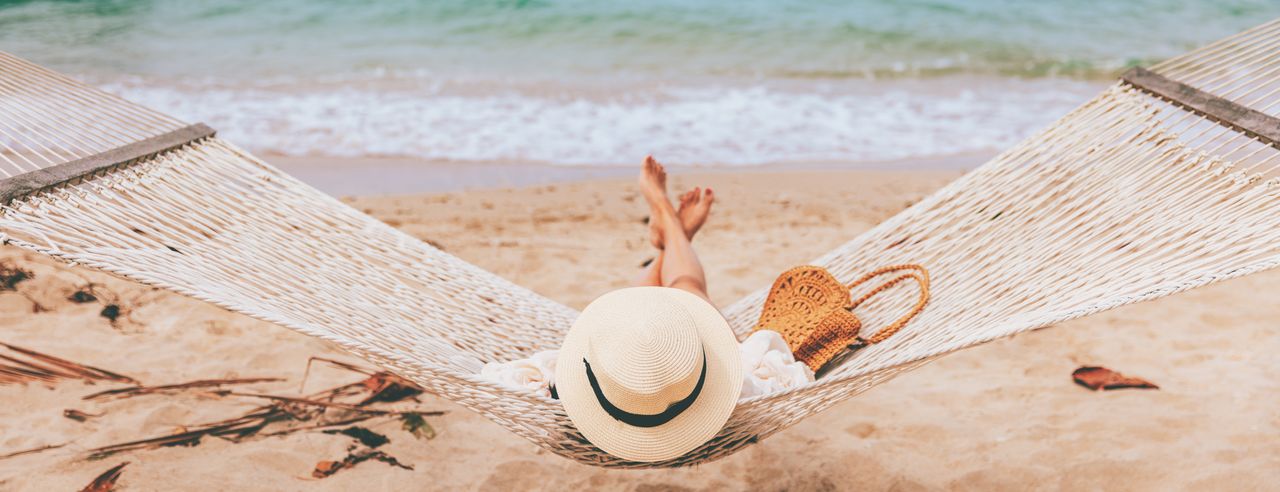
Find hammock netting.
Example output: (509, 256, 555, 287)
(1, 19, 1279, 467)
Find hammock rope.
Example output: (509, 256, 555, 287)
(2, 18, 1279, 467)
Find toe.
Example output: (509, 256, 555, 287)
(703, 188, 714, 204)
(681, 188, 699, 208)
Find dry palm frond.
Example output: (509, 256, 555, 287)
(0, 343, 136, 386)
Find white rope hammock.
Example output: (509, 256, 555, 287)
(2, 19, 1280, 467)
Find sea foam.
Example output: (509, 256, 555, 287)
(101, 79, 1098, 166)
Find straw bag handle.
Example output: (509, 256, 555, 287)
(844, 264, 930, 345)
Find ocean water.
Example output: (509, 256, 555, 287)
(1, 0, 1276, 166)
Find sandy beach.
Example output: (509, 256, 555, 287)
(0, 164, 1277, 491)
(5, 2, 1280, 489)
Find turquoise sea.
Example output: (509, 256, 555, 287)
(2, 1, 1276, 166)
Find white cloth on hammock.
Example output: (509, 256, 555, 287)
(479, 330, 813, 400)
(737, 330, 814, 399)
(480, 349, 559, 399)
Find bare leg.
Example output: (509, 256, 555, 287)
(634, 187, 714, 287)
(658, 210, 709, 301)
(638, 157, 711, 301)
(635, 253, 665, 287)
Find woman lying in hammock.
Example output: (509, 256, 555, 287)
(479, 157, 814, 462)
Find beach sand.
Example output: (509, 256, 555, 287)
(0, 167, 1277, 491)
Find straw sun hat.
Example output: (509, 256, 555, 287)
(556, 287, 742, 462)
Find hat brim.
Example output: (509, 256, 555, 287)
(557, 287, 743, 462)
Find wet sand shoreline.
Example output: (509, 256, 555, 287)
(266, 153, 993, 196)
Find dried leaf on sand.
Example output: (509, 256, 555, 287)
(1072, 366, 1159, 391)
(322, 426, 389, 448)
(64, 409, 103, 422)
(99, 304, 122, 323)
(0, 261, 32, 290)
(79, 462, 128, 492)
(401, 413, 437, 441)
(68, 288, 99, 303)
(312, 450, 413, 479)
(355, 372, 423, 406)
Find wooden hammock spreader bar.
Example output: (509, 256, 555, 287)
(1122, 67, 1280, 147)
(0, 123, 215, 205)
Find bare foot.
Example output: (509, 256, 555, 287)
(639, 156, 674, 249)
(677, 187, 714, 239)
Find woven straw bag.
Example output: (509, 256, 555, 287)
(753, 264, 930, 372)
